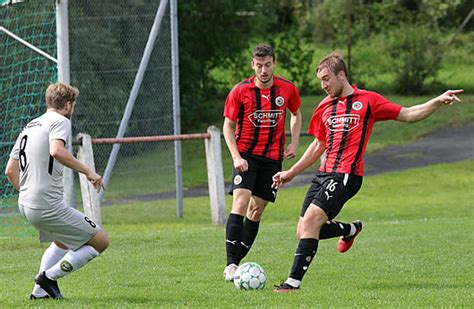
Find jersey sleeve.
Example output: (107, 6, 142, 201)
(223, 85, 241, 121)
(9, 134, 21, 160)
(371, 92, 403, 121)
(49, 117, 71, 144)
(287, 85, 301, 114)
(307, 107, 326, 141)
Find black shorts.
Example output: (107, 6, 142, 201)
(300, 171, 363, 220)
(229, 153, 282, 203)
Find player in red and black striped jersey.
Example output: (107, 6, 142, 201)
(222, 44, 302, 281)
(272, 52, 464, 292)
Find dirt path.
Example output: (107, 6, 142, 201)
(103, 122, 474, 204)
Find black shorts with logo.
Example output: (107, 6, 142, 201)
(229, 152, 282, 203)
(300, 171, 363, 220)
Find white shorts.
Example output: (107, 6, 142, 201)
(19, 202, 100, 250)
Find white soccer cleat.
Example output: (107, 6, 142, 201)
(223, 263, 238, 282)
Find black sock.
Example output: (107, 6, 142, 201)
(319, 221, 352, 239)
(237, 217, 260, 264)
(226, 213, 244, 265)
(289, 238, 319, 281)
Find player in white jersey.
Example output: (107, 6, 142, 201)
(5, 83, 110, 299)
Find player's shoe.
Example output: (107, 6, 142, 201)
(338, 220, 363, 253)
(29, 294, 50, 300)
(272, 282, 300, 293)
(34, 271, 63, 299)
(223, 263, 238, 282)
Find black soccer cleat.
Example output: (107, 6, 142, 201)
(338, 220, 363, 253)
(34, 271, 63, 299)
(272, 282, 300, 293)
(29, 294, 50, 300)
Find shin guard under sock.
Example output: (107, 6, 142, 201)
(289, 238, 319, 281)
(225, 213, 244, 265)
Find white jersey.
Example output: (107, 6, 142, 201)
(10, 111, 71, 209)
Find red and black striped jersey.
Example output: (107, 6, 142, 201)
(224, 75, 301, 162)
(308, 85, 403, 176)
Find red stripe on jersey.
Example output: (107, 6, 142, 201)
(246, 87, 262, 154)
(308, 86, 402, 176)
(223, 75, 301, 161)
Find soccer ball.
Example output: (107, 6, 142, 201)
(233, 262, 266, 290)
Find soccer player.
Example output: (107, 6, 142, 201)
(5, 83, 110, 299)
(271, 52, 464, 292)
(223, 44, 302, 281)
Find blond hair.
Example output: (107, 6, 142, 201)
(317, 52, 348, 77)
(45, 83, 79, 109)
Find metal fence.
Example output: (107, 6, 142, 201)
(68, 1, 178, 204)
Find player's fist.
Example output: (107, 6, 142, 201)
(233, 157, 248, 173)
(272, 170, 294, 189)
(87, 171, 104, 192)
(284, 143, 298, 160)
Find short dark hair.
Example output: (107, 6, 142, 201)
(317, 52, 348, 77)
(45, 83, 79, 109)
(252, 44, 275, 61)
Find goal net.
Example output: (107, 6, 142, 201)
(1, 1, 179, 236)
(0, 0, 57, 236)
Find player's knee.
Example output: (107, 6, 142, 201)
(231, 203, 247, 216)
(99, 230, 110, 252)
(231, 198, 250, 215)
(247, 205, 264, 221)
(89, 229, 110, 253)
(300, 211, 326, 238)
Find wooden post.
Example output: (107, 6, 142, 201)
(205, 126, 226, 225)
(77, 133, 102, 225)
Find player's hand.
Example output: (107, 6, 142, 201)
(87, 171, 104, 192)
(233, 157, 248, 173)
(272, 170, 295, 189)
(438, 89, 463, 106)
(284, 143, 298, 160)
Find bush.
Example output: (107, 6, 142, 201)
(269, 32, 314, 94)
(385, 24, 445, 94)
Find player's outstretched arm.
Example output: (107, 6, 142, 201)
(5, 158, 20, 191)
(50, 139, 104, 192)
(272, 138, 325, 189)
(397, 89, 464, 123)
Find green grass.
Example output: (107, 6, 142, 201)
(1, 160, 473, 307)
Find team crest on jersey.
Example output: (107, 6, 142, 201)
(275, 96, 285, 107)
(352, 101, 363, 111)
(326, 114, 360, 132)
(248, 110, 284, 127)
(234, 175, 242, 185)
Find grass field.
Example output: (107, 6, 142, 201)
(1, 160, 472, 307)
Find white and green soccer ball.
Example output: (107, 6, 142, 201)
(233, 262, 266, 290)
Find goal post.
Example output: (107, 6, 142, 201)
(76, 127, 227, 225)
(1, 0, 59, 235)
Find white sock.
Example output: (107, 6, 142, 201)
(349, 223, 357, 237)
(285, 277, 301, 288)
(45, 245, 100, 280)
(31, 242, 68, 296)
